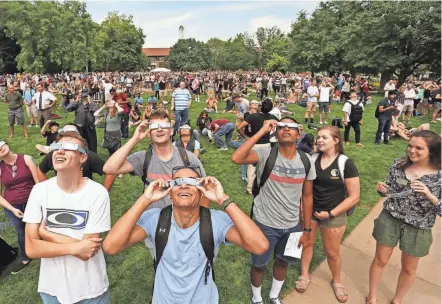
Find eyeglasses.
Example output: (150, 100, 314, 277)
(276, 122, 299, 130)
(172, 165, 202, 177)
(149, 122, 171, 130)
(169, 177, 201, 188)
(49, 142, 87, 154)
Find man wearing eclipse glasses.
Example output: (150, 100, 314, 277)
(103, 166, 269, 304)
(103, 110, 207, 210)
(232, 116, 316, 304)
(23, 129, 111, 304)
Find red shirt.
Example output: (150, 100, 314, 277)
(209, 119, 230, 130)
(0, 154, 35, 205)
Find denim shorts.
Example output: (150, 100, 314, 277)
(252, 220, 301, 268)
(40, 290, 110, 304)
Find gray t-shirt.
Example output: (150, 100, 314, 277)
(127, 146, 206, 209)
(253, 145, 316, 229)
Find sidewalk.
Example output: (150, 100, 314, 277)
(284, 200, 441, 304)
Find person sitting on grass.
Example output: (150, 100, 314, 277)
(129, 104, 141, 127)
(173, 124, 201, 158)
(205, 93, 218, 113)
(221, 96, 236, 114)
(36, 120, 59, 154)
(102, 167, 269, 304)
(148, 94, 158, 109)
(196, 111, 213, 141)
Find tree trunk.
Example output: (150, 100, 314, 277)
(397, 69, 409, 86)
(380, 70, 394, 90)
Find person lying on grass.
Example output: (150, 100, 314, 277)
(103, 167, 269, 304)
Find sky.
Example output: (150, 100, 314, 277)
(86, 1, 320, 48)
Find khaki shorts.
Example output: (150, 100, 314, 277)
(26, 103, 38, 118)
(373, 209, 432, 257)
(313, 211, 347, 228)
(403, 104, 414, 114)
(306, 101, 317, 112)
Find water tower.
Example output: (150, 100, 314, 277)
(179, 25, 184, 40)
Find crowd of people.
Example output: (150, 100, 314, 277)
(0, 70, 440, 304)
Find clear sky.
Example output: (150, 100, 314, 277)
(86, 1, 320, 48)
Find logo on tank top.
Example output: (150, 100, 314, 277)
(45, 209, 89, 229)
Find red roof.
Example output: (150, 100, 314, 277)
(142, 48, 170, 56)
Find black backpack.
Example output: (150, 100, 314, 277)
(154, 205, 215, 285)
(250, 143, 311, 217)
(141, 144, 190, 188)
(346, 100, 364, 122)
(332, 117, 344, 128)
(375, 103, 380, 118)
(0, 237, 18, 272)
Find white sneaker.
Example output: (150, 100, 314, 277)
(270, 297, 283, 304)
(436, 118, 441, 121)
(324, 121, 328, 124)
(319, 121, 323, 125)
(218, 147, 228, 151)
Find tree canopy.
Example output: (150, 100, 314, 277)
(0, 1, 148, 73)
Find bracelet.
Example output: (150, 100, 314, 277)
(220, 197, 234, 210)
(303, 228, 312, 232)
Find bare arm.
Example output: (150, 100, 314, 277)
(103, 174, 117, 192)
(330, 177, 360, 216)
(94, 105, 106, 117)
(40, 120, 51, 136)
(25, 223, 76, 258)
(236, 121, 249, 139)
(224, 202, 269, 255)
(24, 155, 40, 184)
(301, 180, 313, 231)
(115, 103, 124, 114)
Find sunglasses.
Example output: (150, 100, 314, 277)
(276, 122, 299, 130)
(58, 125, 80, 135)
(50, 142, 87, 154)
(149, 122, 171, 130)
(169, 177, 201, 188)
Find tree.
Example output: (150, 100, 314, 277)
(0, 27, 20, 73)
(167, 38, 210, 71)
(94, 11, 146, 71)
(255, 26, 289, 70)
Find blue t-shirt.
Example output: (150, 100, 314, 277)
(135, 96, 144, 105)
(137, 208, 234, 304)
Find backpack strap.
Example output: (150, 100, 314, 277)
(356, 100, 364, 107)
(141, 144, 153, 187)
(337, 154, 356, 216)
(154, 205, 173, 272)
(199, 206, 215, 284)
(177, 146, 191, 166)
(298, 150, 311, 183)
(251, 142, 279, 217)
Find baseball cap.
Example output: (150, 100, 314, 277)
(49, 121, 59, 128)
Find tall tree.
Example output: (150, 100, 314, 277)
(94, 11, 147, 71)
(167, 38, 210, 71)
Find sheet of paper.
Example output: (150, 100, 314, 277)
(284, 232, 303, 259)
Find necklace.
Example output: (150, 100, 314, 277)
(3, 155, 18, 179)
(173, 206, 199, 229)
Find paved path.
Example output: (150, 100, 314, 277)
(284, 200, 441, 304)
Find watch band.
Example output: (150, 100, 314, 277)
(220, 197, 234, 210)
(328, 211, 335, 219)
(303, 228, 312, 232)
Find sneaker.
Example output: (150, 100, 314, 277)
(35, 125, 39, 127)
(375, 142, 380, 146)
(324, 121, 328, 124)
(218, 147, 228, 151)
(319, 121, 323, 125)
(384, 140, 389, 145)
(251, 300, 263, 304)
(436, 118, 441, 121)
(28, 124, 33, 128)
(11, 260, 31, 274)
(270, 297, 283, 304)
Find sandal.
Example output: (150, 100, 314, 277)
(330, 280, 348, 303)
(365, 297, 376, 304)
(295, 276, 311, 293)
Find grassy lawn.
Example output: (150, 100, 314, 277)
(0, 92, 438, 303)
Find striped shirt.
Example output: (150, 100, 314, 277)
(172, 88, 191, 110)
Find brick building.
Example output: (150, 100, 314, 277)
(142, 48, 170, 69)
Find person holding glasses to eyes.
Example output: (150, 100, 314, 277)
(0, 140, 39, 274)
(232, 117, 316, 304)
(23, 130, 111, 304)
(103, 110, 207, 210)
(103, 166, 269, 304)
(366, 130, 441, 304)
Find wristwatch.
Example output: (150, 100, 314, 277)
(328, 211, 335, 219)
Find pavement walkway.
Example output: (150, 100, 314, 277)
(284, 199, 441, 304)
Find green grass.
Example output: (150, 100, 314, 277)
(0, 92, 439, 304)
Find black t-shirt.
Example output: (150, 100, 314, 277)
(39, 150, 105, 180)
(313, 154, 359, 211)
(378, 98, 395, 120)
(245, 113, 278, 144)
(44, 131, 58, 146)
(159, 81, 166, 90)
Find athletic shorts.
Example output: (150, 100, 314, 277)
(318, 102, 330, 113)
(8, 107, 25, 125)
(373, 210, 432, 257)
(252, 220, 301, 267)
